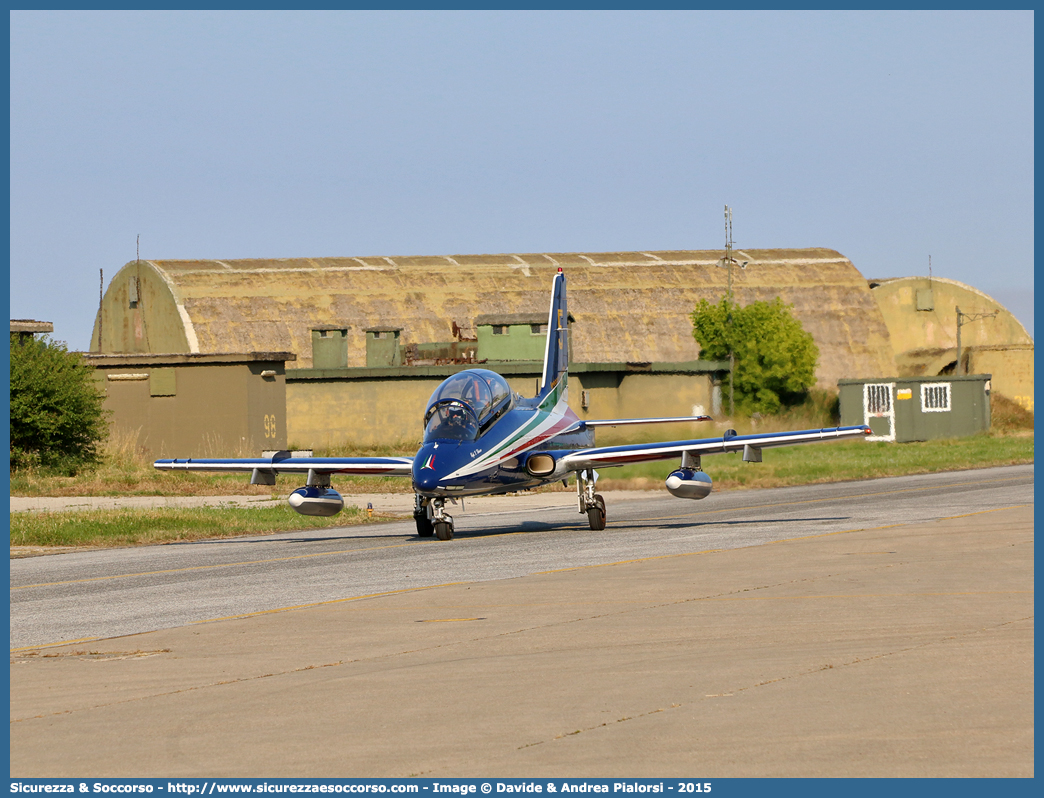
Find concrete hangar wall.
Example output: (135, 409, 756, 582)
(89, 247, 898, 453)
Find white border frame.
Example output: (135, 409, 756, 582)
(863, 382, 896, 442)
(921, 382, 952, 413)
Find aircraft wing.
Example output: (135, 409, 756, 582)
(579, 415, 712, 428)
(154, 455, 415, 478)
(557, 425, 871, 471)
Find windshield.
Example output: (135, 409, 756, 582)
(425, 369, 513, 426)
(423, 400, 479, 442)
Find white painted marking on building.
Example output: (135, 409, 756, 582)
(148, 261, 201, 353)
(177, 305, 201, 353)
(175, 266, 389, 275)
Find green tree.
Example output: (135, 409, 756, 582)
(691, 296, 819, 415)
(10, 335, 108, 471)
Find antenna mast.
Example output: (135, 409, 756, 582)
(97, 268, 103, 352)
(724, 205, 735, 417)
(955, 305, 998, 375)
(725, 206, 734, 301)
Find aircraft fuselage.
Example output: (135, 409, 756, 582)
(411, 400, 595, 497)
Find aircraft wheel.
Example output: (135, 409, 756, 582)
(587, 494, 606, 531)
(414, 511, 434, 537)
(435, 521, 454, 541)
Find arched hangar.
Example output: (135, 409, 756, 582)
(869, 276, 1033, 411)
(90, 247, 896, 390)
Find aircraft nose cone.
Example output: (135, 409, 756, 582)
(413, 469, 439, 493)
(413, 448, 441, 493)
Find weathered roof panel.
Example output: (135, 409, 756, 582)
(94, 248, 898, 388)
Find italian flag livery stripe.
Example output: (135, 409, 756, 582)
(442, 375, 575, 480)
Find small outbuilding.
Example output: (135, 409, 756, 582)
(838, 375, 992, 442)
(85, 352, 295, 458)
(10, 319, 53, 343)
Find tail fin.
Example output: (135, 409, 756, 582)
(538, 268, 569, 401)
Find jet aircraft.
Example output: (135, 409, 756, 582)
(155, 270, 871, 540)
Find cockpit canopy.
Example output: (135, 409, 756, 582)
(423, 369, 514, 441)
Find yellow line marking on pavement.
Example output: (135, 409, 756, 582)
(700, 590, 1033, 601)
(122, 503, 1040, 621)
(11, 538, 433, 590)
(12, 477, 1031, 591)
(13, 503, 1031, 652)
(756, 503, 1030, 547)
(189, 582, 472, 625)
(10, 636, 111, 653)
(534, 503, 1032, 574)
(12, 493, 1031, 647)
(417, 618, 485, 622)
(534, 548, 726, 574)
(10, 581, 475, 652)
(842, 551, 895, 555)
(637, 477, 1031, 524)
(939, 504, 1033, 521)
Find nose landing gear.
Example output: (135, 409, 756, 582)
(415, 495, 455, 540)
(413, 494, 435, 537)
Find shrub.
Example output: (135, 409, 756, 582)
(10, 335, 108, 471)
(989, 393, 1034, 434)
(691, 296, 819, 415)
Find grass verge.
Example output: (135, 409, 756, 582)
(597, 433, 1034, 491)
(10, 393, 1032, 498)
(10, 433, 1031, 551)
(8, 460, 413, 498)
(10, 504, 387, 550)
(9, 432, 1034, 501)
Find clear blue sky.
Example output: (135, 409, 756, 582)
(10, 10, 1034, 350)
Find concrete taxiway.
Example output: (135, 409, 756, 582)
(9, 470, 1033, 778)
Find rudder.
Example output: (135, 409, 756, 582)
(538, 268, 569, 401)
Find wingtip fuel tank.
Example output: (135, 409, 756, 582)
(288, 486, 345, 517)
(665, 469, 713, 500)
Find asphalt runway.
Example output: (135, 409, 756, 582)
(10, 464, 1033, 649)
(9, 464, 1034, 777)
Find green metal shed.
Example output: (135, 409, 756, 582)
(475, 313, 575, 362)
(838, 375, 992, 442)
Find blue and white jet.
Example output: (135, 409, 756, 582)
(155, 270, 871, 540)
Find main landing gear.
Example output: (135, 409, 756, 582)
(414, 495, 454, 540)
(577, 469, 606, 531)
